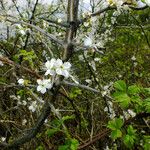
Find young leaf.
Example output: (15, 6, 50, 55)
(143, 98, 150, 113)
(45, 129, 59, 137)
(128, 85, 140, 95)
(111, 129, 122, 140)
(113, 92, 131, 108)
(70, 139, 79, 150)
(127, 125, 136, 135)
(114, 80, 126, 92)
(123, 134, 135, 148)
(107, 118, 124, 130)
(123, 125, 137, 148)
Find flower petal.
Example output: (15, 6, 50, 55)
(63, 62, 71, 69)
(40, 87, 46, 94)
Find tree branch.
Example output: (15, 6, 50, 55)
(62, 81, 100, 93)
(5, 18, 64, 46)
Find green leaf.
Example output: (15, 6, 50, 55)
(36, 145, 45, 150)
(113, 92, 131, 108)
(127, 125, 136, 135)
(70, 139, 79, 150)
(143, 136, 150, 150)
(123, 125, 137, 148)
(58, 139, 79, 150)
(123, 135, 135, 148)
(45, 129, 59, 137)
(128, 85, 140, 95)
(58, 145, 69, 150)
(107, 118, 124, 130)
(69, 87, 82, 99)
(111, 129, 122, 140)
(114, 80, 126, 92)
(143, 98, 150, 113)
(62, 115, 75, 122)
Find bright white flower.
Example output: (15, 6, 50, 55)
(78, 55, 84, 61)
(1, 137, 6, 142)
(19, 30, 26, 35)
(18, 79, 24, 85)
(45, 58, 57, 76)
(84, 37, 93, 47)
(104, 107, 108, 112)
(0, 61, 4, 66)
(29, 101, 37, 112)
(137, 1, 146, 7)
(37, 79, 52, 94)
(145, 0, 150, 6)
(85, 79, 92, 84)
(131, 56, 136, 61)
(118, 74, 122, 78)
(22, 100, 27, 106)
(45, 58, 71, 78)
(27, 97, 32, 101)
(56, 60, 71, 78)
(94, 57, 101, 62)
(134, 62, 138, 67)
(84, 22, 90, 27)
(44, 119, 48, 123)
(57, 18, 62, 23)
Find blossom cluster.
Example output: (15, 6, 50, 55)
(45, 58, 71, 78)
(17, 58, 71, 94)
(37, 58, 71, 94)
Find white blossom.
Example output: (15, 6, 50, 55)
(131, 55, 136, 61)
(45, 58, 57, 76)
(84, 37, 93, 47)
(19, 30, 26, 35)
(145, 0, 150, 6)
(134, 62, 138, 67)
(137, 1, 146, 7)
(37, 79, 52, 94)
(29, 101, 37, 112)
(1, 137, 6, 142)
(22, 100, 27, 106)
(45, 58, 71, 78)
(94, 57, 101, 62)
(27, 97, 32, 101)
(85, 79, 92, 84)
(78, 55, 84, 61)
(84, 22, 90, 27)
(18, 79, 25, 85)
(55, 60, 71, 78)
(57, 18, 62, 23)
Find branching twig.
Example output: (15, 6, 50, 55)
(62, 81, 100, 93)
(0, 56, 41, 79)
